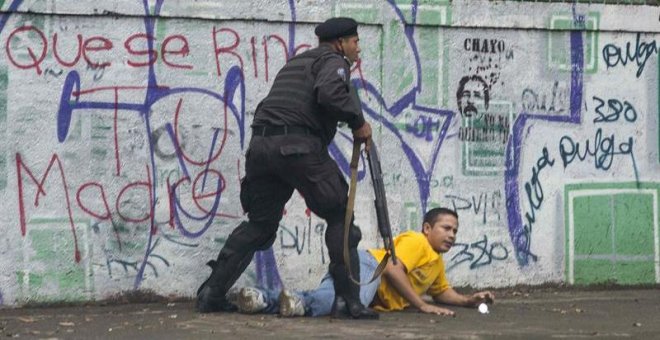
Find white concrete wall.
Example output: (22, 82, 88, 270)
(0, 0, 658, 305)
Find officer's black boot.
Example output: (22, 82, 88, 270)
(196, 254, 253, 313)
(329, 249, 379, 320)
(196, 222, 259, 313)
(196, 260, 237, 313)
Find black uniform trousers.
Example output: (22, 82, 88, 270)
(241, 133, 350, 259)
(203, 131, 359, 298)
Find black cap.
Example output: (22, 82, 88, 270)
(315, 17, 358, 41)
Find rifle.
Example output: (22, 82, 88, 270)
(366, 142, 397, 266)
(343, 141, 397, 285)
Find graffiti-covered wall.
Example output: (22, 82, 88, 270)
(0, 0, 658, 305)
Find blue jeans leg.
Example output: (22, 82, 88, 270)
(246, 250, 381, 316)
(301, 249, 381, 317)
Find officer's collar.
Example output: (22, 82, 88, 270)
(318, 43, 351, 66)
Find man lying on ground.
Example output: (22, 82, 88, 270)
(232, 207, 494, 317)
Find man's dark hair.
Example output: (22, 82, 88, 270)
(456, 75, 490, 113)
(423, 207, 458, 227)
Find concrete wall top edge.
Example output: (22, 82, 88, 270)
(3, 0, 658, 33)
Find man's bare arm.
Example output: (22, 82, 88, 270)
(383, 260, 454, 316)
(432, 288, 495, 307)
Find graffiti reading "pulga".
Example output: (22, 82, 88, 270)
(559, 128, 635, 171)
(602, 33, 658, 78)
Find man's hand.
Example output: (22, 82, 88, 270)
(467, 291, 495, 307)
(352, 121, 372, 151)
(419, 303, 455, 316)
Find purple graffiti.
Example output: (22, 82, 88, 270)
(255, 250, 283, 291)
(11, 0, 587, 290)
(504, 9, 584, 266)
(344, 0, 454, 214)
(164, 123, 191, 179)
(10, 0, 453, 292)
(0, 0, 23, 34)
(52, 0, 248, 288)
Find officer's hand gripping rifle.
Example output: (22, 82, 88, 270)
(343, 141, 397, 285)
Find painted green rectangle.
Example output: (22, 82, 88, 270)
(21, 228, 88, 301)
(565, 182, 660, 285)
(417, 4, 450, 26)
(614, 261, 656, 285)
(379, 1, 452, 25)
(462, 102, 513, 176)
(573, 195, 613, 255)
(573, 259, 616, 285)
(548, 12, 599, 73)
(614, 193, 654, 255)
(335, 4, 379, 24)
(574, 259, 655, 285)
(19, 220, 92, 302)
(417, 26, 440, 106)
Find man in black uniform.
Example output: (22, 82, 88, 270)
(196, 17, 378, 319)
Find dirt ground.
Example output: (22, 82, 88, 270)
(1, 287, 659, 339)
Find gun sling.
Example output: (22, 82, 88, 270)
(343, 141, 398, 285)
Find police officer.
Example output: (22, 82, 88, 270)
(196, 17, 377, 319)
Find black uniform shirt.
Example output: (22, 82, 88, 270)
(252, 44, 365, 144)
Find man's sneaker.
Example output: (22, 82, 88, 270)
(226, 286, 241, 306)
(279, 289, 305, 317)
(237, 287, 268, 314)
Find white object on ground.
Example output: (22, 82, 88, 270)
(478, 303, 489, 314)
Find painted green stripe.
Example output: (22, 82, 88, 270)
(574, 254, 654, 261)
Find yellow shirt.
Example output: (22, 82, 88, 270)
(368, 231, 451, 311)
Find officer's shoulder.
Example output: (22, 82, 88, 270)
(316, 51, 347, 69)
(316, 50, 343, 62)
(294, 47, 339, 62)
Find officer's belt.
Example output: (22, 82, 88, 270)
(252, 125, 319, 137)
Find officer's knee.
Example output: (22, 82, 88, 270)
(249, 220, 278, 250)
(255, 231, 277, 250)
(223, 220, 278, 252)
(317, 206, 345, 227)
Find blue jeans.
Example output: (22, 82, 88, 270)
(254, 249, 381, 316)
